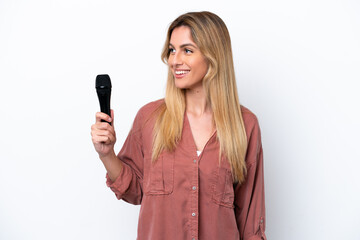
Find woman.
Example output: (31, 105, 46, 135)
(91, 11, 266, 240)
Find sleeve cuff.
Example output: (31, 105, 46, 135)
(247, 234, 266, 240)
(105, 163, 132, 199)
(246, 221, 266, 240)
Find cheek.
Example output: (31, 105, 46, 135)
(167, 56, 174, 67)
(193, 59, 208, 76)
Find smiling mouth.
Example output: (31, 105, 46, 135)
(174, 70, 190, 78)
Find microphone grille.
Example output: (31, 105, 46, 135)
(96, 74, 112, 88)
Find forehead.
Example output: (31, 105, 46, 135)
(169, 26, 196, 46)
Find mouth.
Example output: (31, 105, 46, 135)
(174, 70, 190, 79)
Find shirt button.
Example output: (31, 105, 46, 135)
(192, 212, 196, 217)
(192, 186, 196, 190)
(193, 159, 197, 163)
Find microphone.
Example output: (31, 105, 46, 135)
(96, 74, 112, 124)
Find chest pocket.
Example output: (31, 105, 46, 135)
(211, 160, 235, 208)
(144, 151, 174, 195)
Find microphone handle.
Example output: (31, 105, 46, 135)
(97, 89, 111, 124)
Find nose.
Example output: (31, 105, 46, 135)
(171, 51, 183, 67)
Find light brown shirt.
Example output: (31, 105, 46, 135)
(106, 99, 266, 240)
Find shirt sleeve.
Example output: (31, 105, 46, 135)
(234, 116, 266, 240)
(105, 109, 145, 205)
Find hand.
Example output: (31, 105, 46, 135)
(91, 109, 117, 158)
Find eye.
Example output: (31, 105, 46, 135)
(168, 48, 175, 54)
(185, 48, 193, 54)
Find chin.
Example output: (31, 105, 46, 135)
(174, 81, 189, 89)
(174, 77, 202, 90)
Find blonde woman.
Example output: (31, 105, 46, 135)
(91, 11, 266, 240)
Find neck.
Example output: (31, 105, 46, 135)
(185, 86, 211, 117)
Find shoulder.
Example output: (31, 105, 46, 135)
(241, 105, 259, 126)
(240, 105, 261, 140)
(132, 98, 164, 128)
(137, 98, 165, 117)
(130, 99, 164, 138)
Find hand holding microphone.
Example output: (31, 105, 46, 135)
(91, 74, 117, 158)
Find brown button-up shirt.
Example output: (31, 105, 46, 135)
(106, 99, 266, 240)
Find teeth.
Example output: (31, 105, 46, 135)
(175, 70, 190, 75)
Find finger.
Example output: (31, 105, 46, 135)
(93, 121, 114, 131)
(93, 129, 114, 139)
(110, 109, 114, 125)
(92, 125, 116, 139)
(91, 122, 111, 131)
(92, 135, 111, 144)
(98, 122, 115, 132)
(92, 131, 116, 144)
(91, 130, 115, 146)
(105, 133, 116, 144)
(92, 127, 115, 142)
(95, 112, 112, 123)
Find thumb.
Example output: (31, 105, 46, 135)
(110, 109, 114, 125)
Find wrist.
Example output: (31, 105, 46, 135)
(99, 150, 117, 163)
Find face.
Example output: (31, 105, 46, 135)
(168, 26, 208, 90)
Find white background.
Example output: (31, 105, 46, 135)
(1, 0, 359, 239)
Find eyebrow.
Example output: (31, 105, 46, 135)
(169, 43, 198, 49)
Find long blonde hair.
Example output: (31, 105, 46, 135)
(152, 11, 248, 183)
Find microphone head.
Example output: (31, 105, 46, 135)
(96, 74, 112, 89)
